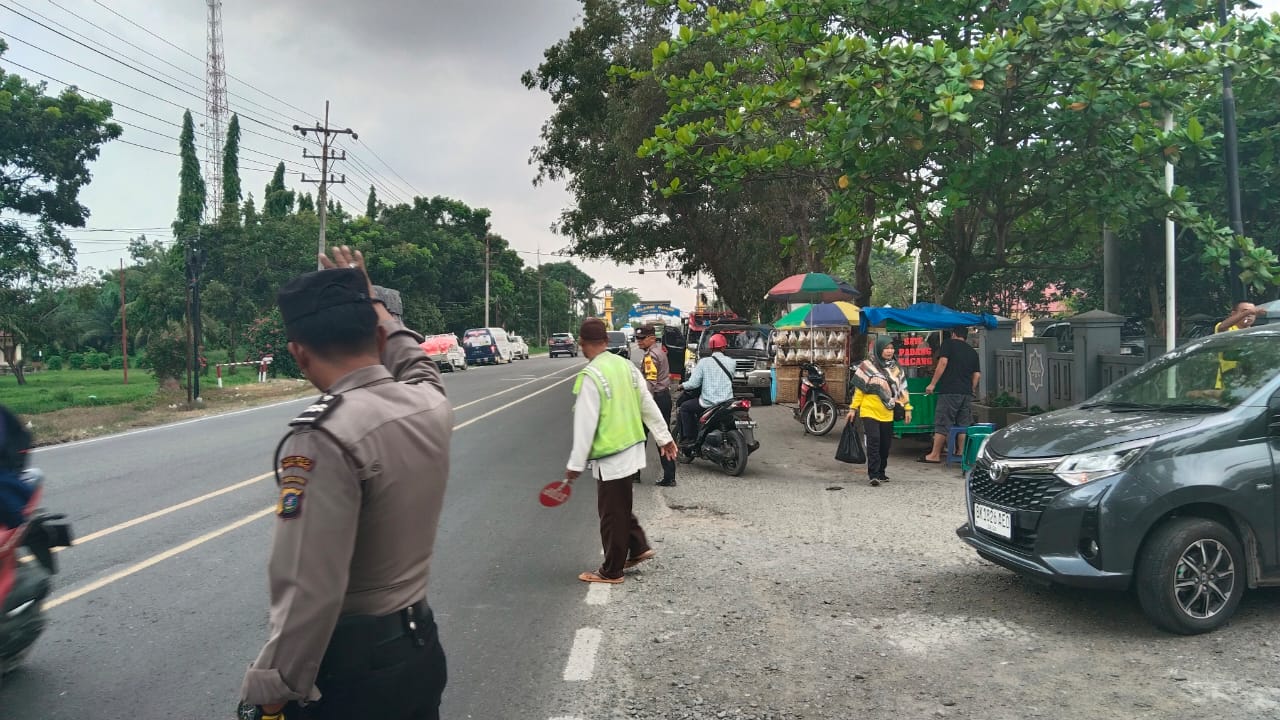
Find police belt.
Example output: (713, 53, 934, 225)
(323, 599, 435, 668)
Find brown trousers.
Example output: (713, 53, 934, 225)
(597, 474, 650, 579)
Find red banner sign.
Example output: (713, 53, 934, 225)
(896, 335, 934, 367)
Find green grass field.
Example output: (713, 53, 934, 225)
(0, 367, 264, 415)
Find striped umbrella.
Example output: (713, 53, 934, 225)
(766, 273, 859, 303)
(774, 301, 861, 328)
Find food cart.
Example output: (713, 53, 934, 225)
(772, 302, 861, 405)
(858, 303, 998, 436)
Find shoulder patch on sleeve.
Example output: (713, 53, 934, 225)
(289, 394, 343, 427)
(277, 486, 304, 519)
(280, 455, 314, 472)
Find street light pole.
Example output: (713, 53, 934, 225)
(1217, 0, 1247, 303)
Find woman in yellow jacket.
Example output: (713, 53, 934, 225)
(847, 334, 912, 486)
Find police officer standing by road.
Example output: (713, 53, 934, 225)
(635, 324, 677, 487)
(237, 246, 452, 720)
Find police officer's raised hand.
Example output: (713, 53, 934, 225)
(319, 245, 375, 297)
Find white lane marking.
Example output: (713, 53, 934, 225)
(453, 375, 577, 431)
(37, 371, 583, 606)
(45, 506, 274, 610)
(31, 397, 312, 453)
(450, 366, 578, 411)
(585, 583, 611, 606)
(21, 472, 272, 563)
(562, 628, 603, 682)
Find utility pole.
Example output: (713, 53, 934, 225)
(119, 259, 128, 384)
(537, 242, 542, 343)
(296, 101, 357, 269)
(1217, 0, 1247, 303)
(484, 234, 491, 327)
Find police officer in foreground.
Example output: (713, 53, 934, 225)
(237, 246, 452, 720)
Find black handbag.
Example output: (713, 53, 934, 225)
(835, 419, 867, 464)
(893, 404, 906, 423)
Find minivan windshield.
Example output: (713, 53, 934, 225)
(607, 332, 627, 345)
(463, 329, 494, 347)
(700, 327, 769, 353)
(1088, 332, 1280, 411)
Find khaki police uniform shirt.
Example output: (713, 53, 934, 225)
(642, 345, 671, 395)
(241, 318, 453, 706)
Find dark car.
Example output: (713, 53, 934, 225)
(605, 331, 630, 359)
(549, 333, 578, 358)
(689, 322, 774, 406)
(957, 326, 1280, 634)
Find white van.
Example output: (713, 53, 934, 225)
(463, 327, 515, 365)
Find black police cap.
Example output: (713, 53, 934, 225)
(277, 268, 371, 325)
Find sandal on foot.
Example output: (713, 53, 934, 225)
(578, 570, 624, 584)
(625, 549, 657, 569)
(916, 455, 941, 464)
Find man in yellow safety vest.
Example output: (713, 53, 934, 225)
(564, 318, 678, 584)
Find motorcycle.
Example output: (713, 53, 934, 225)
(794, 362, 839, 436)
(673, 390, 760, 476)
(0, 468, 72, 686)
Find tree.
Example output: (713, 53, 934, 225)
(641, 0, 1280, 308)
(297, 192, 315, 214)
(0, 41, 122, 383)
(220, 114, 242, 226)
(524, 0, 798, 319)
(263, 162, 295, 218)
(366, 185, 379, 220)
(610, 287, 641, 327)
(175, 110, 205, 234)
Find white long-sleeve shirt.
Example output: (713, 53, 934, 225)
(567, 362, 675, 481)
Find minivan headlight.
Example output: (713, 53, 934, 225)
(1054, 439, 1154, 486)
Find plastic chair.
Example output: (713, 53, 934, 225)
(945, 423, 995, 470)
(961, 424, 996, 474)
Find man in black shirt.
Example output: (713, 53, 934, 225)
(921, 327, 981, 463)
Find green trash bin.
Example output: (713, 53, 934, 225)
(961, 424, 995, 474)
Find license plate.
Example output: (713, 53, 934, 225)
(973, 503, 1012, 539)
(735, 420, 757, 428)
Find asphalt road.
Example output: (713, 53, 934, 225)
(3, 355, 628, 720)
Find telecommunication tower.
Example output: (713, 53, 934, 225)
(204, 0, 229, 212)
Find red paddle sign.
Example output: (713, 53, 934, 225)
(539, 480, 573, 507)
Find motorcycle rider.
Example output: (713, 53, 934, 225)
(677, 333, 735, 452)
(0, 406, 34, 530)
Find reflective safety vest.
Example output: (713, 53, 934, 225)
(573, 352, 646, 460)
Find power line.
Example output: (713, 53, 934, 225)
(356, 137, 424, 199)
(332, 139, 407, 206)
(33, 0, 303, 133)
(0, 39, 294, 150)
(90, 0, 316, 121)
(0, 11, 303, 149)
(9, 2, 419, 215)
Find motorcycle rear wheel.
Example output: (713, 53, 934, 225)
(803, 397, 838, 436)
(719, 431, 749, 476)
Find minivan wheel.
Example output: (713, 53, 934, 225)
(1136, 517, 1244, 635)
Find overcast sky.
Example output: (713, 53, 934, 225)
(1, 0, 696, 313)
(6, 0, 1279, 318)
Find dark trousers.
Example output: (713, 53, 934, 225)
(598, 474, 650, 579)
(648, 390, 676, 482)
(862, 417, 894, 480)
(678, 398, 703, 442)
(289, 604, 447, 720)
